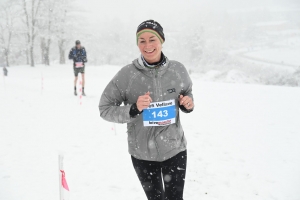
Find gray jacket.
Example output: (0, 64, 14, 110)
(99, 56, 193, 161)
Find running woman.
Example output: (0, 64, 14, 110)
(99, 20, 194, 200)
(68, 40, 87, 96)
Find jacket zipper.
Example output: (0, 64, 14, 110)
(152, 67, 161, 160)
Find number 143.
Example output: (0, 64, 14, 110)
(152, 110, 168, 118)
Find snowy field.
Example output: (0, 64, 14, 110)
(1, 64, 300, 200)
(242, 47, 300, 67)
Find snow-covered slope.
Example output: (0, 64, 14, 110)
(242, 47, 300, 67)
(0, 65, 300, 200)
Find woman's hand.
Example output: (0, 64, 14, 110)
(137, 92, 153, 111)
(179, 95, 194, 110)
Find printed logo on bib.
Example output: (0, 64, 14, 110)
(143, 99, 176, 126)
(75, 62, 83, 68)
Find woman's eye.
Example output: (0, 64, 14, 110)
(140, 41, 145, 43)
(150, 40, 155, 42)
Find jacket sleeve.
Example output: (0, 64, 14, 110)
(82, 48, 87, 63)
(99, 71, 135, 124)
(68, 48, 74, 60)
(179, 65, 194, 113)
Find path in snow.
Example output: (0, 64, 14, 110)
(0, 64, 300, 200)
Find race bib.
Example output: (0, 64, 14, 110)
(75, 62, 83, 68)
(143, 99, 176, 126)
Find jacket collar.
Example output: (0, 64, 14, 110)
(133, 56, 170, 78)
(135, 55, 169, 71)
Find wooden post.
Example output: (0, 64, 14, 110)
(58, 154, 63, 200)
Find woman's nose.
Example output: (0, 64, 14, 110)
(145, 42, 151, 48)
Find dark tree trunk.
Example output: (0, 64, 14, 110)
(26, 34, 30, 65)
(26, 49, 29, 64)
(30, 0, 35, 67)
(59, 39, 66, 64)
(23, 0, 42, 67)
(30, 42, 34, 67)
(23, 0, 31, 65)
(5, 49, 9, 67)
(45, 39, 51, 66)
(41, 37, 46, 64)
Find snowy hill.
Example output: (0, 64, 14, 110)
(0, 64, 300, 200)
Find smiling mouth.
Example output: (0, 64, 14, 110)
(144, 49, 155, 54)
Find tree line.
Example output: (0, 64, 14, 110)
(0, 0, 78, 67)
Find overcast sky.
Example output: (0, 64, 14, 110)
(75, 0, 300, 31)
(68, 0, 300, 64)
(79, 0, 300, 16)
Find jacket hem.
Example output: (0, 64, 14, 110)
(129, 147, 187, 162)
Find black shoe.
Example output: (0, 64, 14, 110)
(74, 90, 77, 96)
(82, 90, 86, 96)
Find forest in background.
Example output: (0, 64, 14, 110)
(0, 0, 300, 86)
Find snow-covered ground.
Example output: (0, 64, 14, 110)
(1, 64, 300, 200)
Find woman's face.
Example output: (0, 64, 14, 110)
(138, 32, 162, 63)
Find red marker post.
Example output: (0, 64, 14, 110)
(58, 154, 70, 200)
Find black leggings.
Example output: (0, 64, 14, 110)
(131, 150, 187, 200)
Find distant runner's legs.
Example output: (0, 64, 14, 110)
(73, 67, 85, 96)
(81, 73, 86, 96)
(81, 73, 85, 88)
(74, 68, 79, 96)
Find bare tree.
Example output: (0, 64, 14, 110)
(0, 0, 78, 66)
(57, 8, 67, 64)
(40, 37, 46, 64)
(56, 0, 69, 64)
(0, 1, 18, 67)
(22, 0, 42, 67)
(39, 0, 74, 65)
(22, 1, 30, 65)
(39, 0, 58, 65)
(55, 0, 84, 65)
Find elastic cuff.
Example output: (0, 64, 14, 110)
(130, 103, 143, 117)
